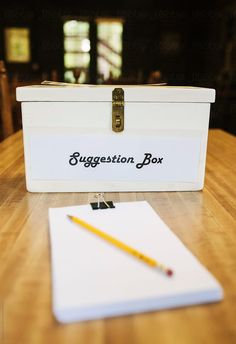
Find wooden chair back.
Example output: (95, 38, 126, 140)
(0, 60, 14, 140)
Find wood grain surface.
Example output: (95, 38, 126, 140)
(0, 129, 236, 344)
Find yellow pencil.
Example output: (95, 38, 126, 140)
(67, 215, 173, 277)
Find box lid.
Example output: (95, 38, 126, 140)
(16, 84, 215, 103)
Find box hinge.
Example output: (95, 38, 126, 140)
(112, 88, 124, 132)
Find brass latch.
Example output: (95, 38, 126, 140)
(112, 88, 124, 132)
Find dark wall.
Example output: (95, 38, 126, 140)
(1, 1, 236, 134)
(0, 7, 64, 80)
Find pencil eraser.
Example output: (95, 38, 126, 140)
(166, 269, 174, 277)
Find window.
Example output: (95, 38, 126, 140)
(97, 19, 123, 82)
(4, 27, 31, 63)
(63, 18, 123, 84)
(63, 20, 90, 83)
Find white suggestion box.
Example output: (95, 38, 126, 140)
(16, 85, 215, 192)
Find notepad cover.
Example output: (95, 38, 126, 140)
(48, 201, 223, 323)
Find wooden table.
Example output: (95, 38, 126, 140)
(0, 129, 236, 344)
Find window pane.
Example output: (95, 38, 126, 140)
(63, 21, 89, 36)
(64, 37, 90, 52)
(4, 27, 31, 63)
(64, 70, 76, 83)
(98, 57, 120, 80)
(97, 44, 122, 67)
(97, 20, 123, 81)
(64, 20, 90, 84)
(97, 22, 123, 52)
(64, 69, 88, 83)
(64, 52, 90, 68)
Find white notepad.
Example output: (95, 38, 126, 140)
(48, 201, 223, 323)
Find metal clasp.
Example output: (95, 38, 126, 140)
(112, 88, 124, 132)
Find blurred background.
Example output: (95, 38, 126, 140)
(1, 0, 236, 138)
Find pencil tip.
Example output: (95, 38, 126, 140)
(67, 215, 73, 220)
